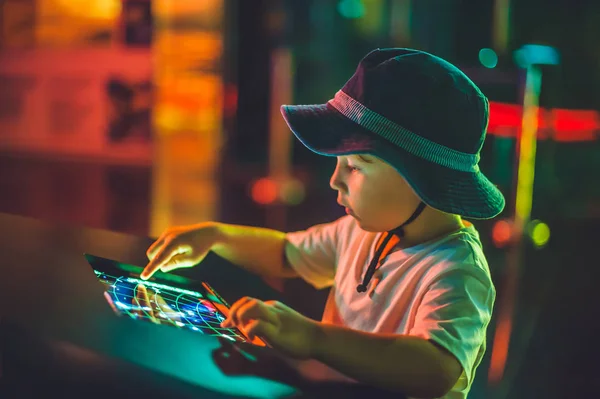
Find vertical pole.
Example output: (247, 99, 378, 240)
(488, 65, 542, 384)
(265, 47, 293, 231)
(492, 0, 511, 53)
(389, 0, 412, 45)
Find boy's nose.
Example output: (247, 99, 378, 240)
(329, 167, 342, 191)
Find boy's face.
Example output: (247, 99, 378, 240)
(330, 154, 422, 232)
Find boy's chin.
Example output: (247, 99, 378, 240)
(347, 210, 397, 232)
(355, 220, 382, 233)
(355, 218, 398, 233)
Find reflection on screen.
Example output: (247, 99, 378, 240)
(94, 270, 247, 343)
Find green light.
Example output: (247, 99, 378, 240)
(338, 0, 365, 19)
(530, 220, 550, 247)
(479, 48, 498, 69)
(280, 179, 306, 206)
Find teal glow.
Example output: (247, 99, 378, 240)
(479, 48, 498, 69)
(514, 44, 560, 68)
(338, 0, 365, 19)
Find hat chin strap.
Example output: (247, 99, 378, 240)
(387, 201, 427, 238)
(356, 201, 427, 293)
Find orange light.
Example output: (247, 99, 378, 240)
(492, 219, 513, 248)
(489, 314, 512, 383)
(250, 178, 278, 205)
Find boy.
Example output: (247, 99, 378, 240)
(141, 48, 504, 399)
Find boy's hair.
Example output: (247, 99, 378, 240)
(281, 48, 505, 220)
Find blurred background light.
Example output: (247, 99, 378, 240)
(514, 44, 560, 68)
(337, 0, 365, 19)
(479, 47, 499, 68)
(250, 177, 278, 205)
(492, 219, 513, 248)
(279, 178, 305, 206)
(528, 219, 551, 248)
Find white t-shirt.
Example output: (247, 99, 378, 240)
(285, 215, 495, 399)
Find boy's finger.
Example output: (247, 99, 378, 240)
(135, 284, 150, 308)
(140, 239, 178, 280)
(244, 319, 277, 342)
(132, 284, 157, 322)
(223, 296, 252, 327)
(146, 234, 168, 260)
(237, 300, 278, 327)
(160, 253, 197, 272)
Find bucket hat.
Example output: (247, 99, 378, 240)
(281, 48, 505, 219)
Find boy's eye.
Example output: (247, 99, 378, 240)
(346, 164, 360, 172)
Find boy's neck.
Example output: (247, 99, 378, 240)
(397, 206, 465, 248)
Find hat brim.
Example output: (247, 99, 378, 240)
(281, 102, 505, 219)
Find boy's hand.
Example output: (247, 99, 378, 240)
(141, 222, 221, 280)
(221, 297, 320, 360)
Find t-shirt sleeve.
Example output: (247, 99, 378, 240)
(408, 266, 495, 387)
(284, 216, 350, 290)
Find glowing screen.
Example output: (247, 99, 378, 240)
(86, 254, 265, 346)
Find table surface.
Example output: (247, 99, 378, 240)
(0, 212, 403, 398)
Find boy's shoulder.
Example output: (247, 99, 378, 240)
(324, 216, 490, 274)
(335, 215, 484, 260)
(416, 223, 493, 287)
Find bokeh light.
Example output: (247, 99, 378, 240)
(337, 0, 365, 19)
(529, 220, 551, 248)
(279, 178, 306, 206)
(54, 0, 121, 19)
(492, 219, 513, 248)
(479, 48, 499, 69)
(250, 178, 278, 205)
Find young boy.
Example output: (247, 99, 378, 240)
(141, 48, 505, 399)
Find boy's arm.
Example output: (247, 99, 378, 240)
(142, 222, 299, 280)
(211, 216, 344, 285)
(225, 268, 491, 397)
(222, 297, 461, 398)
(312, 324, 462, 398)
(211, 223, 299, 278)
(312, 269, 492, 397)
